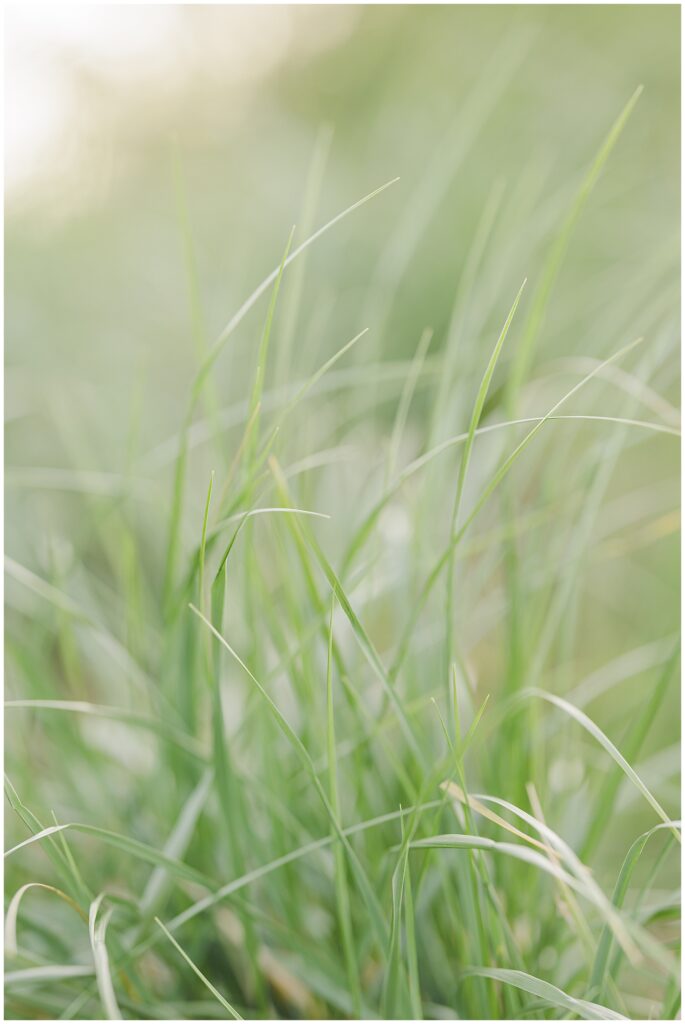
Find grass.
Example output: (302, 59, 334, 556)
(4, 9, 680, 1019)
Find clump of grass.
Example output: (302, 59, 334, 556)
(5, 70, 680, 1023)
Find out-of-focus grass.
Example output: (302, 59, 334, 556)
(4, 6, 680, 1020)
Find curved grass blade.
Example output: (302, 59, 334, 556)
(203, 177, 399, 381)
(410, 833, 589, 893)
(581, 641, 680, 860)
(164, 803, 441, 934)
(89, 894, 122, 1019)
(5, 882, 86, 958)
(4, 776, 93, 908)
(407, 830, 671, 969)
(518, 689, 679, 836)
(461, 967, 627, 1021)
(441, 782, 637, 960)
(5, 823, 214, 890)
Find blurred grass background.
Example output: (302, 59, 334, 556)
(4, 5, 680, 1019)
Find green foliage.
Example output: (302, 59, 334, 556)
(5, 6, 679, 1020)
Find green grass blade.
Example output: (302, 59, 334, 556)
(590, 820, 681, 999)
(88, 895, 122, 1020)
(245, 227, 295, 468)
(386, 326, 434, 482)
(140, 770, 213, 917)
(452, 279, 526, 529)
(5, 823, 214, 889)
(162, 177, 399, 608)
(506, 85, 643, 409)
(326, 599, 362, 1016)
(581, 642, 680, 860)
(273, 502, 423, 765)
(155, 917, 243, 1019)
(200, 176, 400, 387)
(461, 967, 627, 1021)
(5, 700, 203, 759)
(519, 689, 679, 836)
(188, 603, 390, 952)
(403, 849, 422, 1020)
(388, 337, 644, 683)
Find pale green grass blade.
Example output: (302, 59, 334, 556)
(140, 769, 214, 917)
(461, 967, 628, 1021)
(162, 401, 193, 615)
(581, 641, 680, 860)
(403, 849, 422, 1020)
(452, 278, 526, 529)
(341, 406, 670, 578)
(451, 339, 645, 546)
(446, 279, 524, 672)
(411, 833, 584, 888)
(198, 471, 214, 611)
(5, 965, 95, 986)
(381, 813, 416, 1019)
(386, 326, 434, 482)
(519, 689, 679, 836)
(5, 883, 85, 958)
(202, 176, 399, 382)
(441, 782, 638, 960)
(506, 85, 643, 408)
(5, 823, 214, 889)
(325, 599, 362, 1016)
(429, 177, 506, 445)
(4, 777, 93, 909)
(5, 700, 203, 759)
(155, 917, 243, 1019)
(215, 506, 330, 530)
(245, 226, 295, 468)
(411, 818, 652, 1000)
(207, 522, 266, 1004)
(257, 327, 370, 466)
(88, 894, 122, 1020)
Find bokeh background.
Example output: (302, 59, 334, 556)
(6, 5, 679, 478)
(4, 6, 681, 1018)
